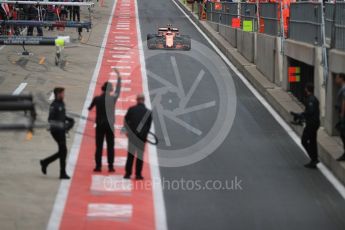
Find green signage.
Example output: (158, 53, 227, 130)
(243, 20, 253, 32)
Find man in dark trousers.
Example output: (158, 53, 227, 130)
(88, 77, 121, 172)
(26, 5, 43, 36)
(124, 94, 152, 180)
(335, 73, 345, 161)
(40, 87, 74, 179)
(291, 83, 320, 169)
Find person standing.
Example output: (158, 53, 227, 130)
(335, 73, 345, 161)
(88, 77, 121, 172)
(124, 94, 152, 180)
(291, 83, 320, 169)
(26, 5, 43, 36)
(40, 87, 74, 179)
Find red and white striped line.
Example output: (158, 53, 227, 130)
(46, 0, 167, 229)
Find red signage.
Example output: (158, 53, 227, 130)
(214, 2, 222, 11)
(232, 18, 241, 28)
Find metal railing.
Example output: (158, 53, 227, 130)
(206, 2, 237, 25)
(240, 3, 257, 31)
(325, 3, 334, 40)
(259, 3, 279, 36)
(205, 2, 258, 31)
(203, 1, 345, 50)
(334, 2, 345, 51)
(288, 2, 322, 46)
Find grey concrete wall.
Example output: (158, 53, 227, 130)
(284, 39, 315, 66)
(275, 38, 283, 86)
(256, 33, 276, 83)
(325, 74, 340, 135)
(329, 49, 345, 74)
(207, 21, 218, 32)
(325, 49, 345, 135)
(218, 24, 237, 48)
(236, 29, 255, 63)
(228, 27, 237, 48)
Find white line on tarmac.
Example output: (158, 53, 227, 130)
(12, 83, 27, 95)
(135, 0, 168, 229)
(46, 0, 118, 229)
(49, 92, 54, 101)
(171, 0, 345, 200)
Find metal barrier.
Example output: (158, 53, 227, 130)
(289, 2, 322, 46)
(206, 2, 238, 26)
(334, 2, 345, 51)
(203, 1, 345, 49)
(259, 3, 279, 36)
(220, 2, 239, 26)
(325, 3, 334, 40)
(240, 3, 257, 31)
(205, 2, 257, 31)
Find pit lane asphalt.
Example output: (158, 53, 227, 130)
(138, 0, 345, 229)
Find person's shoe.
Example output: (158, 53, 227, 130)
(60, 174, 71, 180)
(124, 174, 131, 179)
(108, 166, 115, 172)
(304, 162, 318, 169)
(93, 167, 102, 172)
(40, 160, 47, 175)
(336, 154, 345, 161)
(60, 172, 71, 180)
(135, 175, 144, 180)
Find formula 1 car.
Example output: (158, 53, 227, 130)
(147, 24, 191, 50)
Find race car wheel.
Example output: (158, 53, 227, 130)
(147, 34, 155, 42)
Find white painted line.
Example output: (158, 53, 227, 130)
(49, 92, 54, 101)
(114, 40, 130, 43)
(115, 35, 130, 39)
(110, 72, 131, 76)
(111, 65, 131, 69)
(115, 28, 130, 30)
(115, 109, 127, 116)
(135, 0, 168, 229)
(113, 47, 131, 51)
(12, 83, 27, 95)
(116, 138, 128, 149)
(102, 156, 127, 167)
(91, 175, 132, 194)
(118, 98, 136, 102)
(121, 87, 132, 92)
(87, 204, 132, 221)
(110, 51, 133, 55)
(112, 54, 131, 59)
(107, 59, 132, 63)
(46, 1, 118, 229)
(113, 31, 133, 34)
(171, 0, 345, 200)
(109, 79, 132, 84)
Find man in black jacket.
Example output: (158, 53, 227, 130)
(40, 87, 74, 179)
(291, 83, 320, 169)
(124, 94, 152, 180)
(335, 73, 345, 161)
(88, 77, 121, 172)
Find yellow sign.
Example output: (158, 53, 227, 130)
(243, 20, 253, 32)
(55, 38, 65, 47)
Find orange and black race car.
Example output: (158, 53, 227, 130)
(147, 24, 191, 51)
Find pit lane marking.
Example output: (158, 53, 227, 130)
(12, 83, 27, 95)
